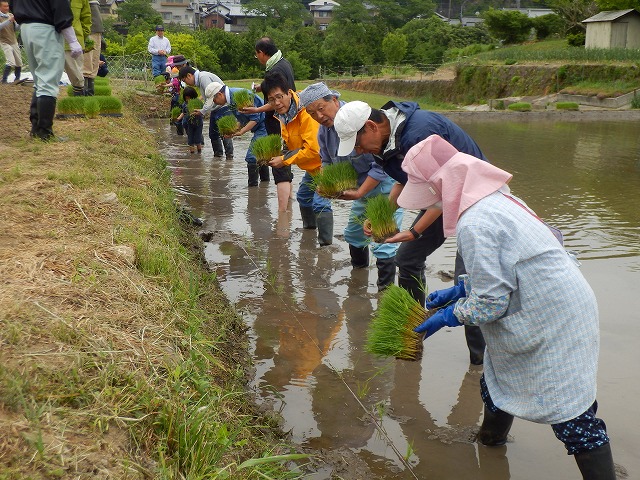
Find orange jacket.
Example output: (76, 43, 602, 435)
(279, 91, 321, 174)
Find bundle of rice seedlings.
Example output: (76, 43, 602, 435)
(96, 96, 122, 114)
(83, 97, 100, 118)
(57, 97, 86, 115)
(186, 98, 204, 124)
(93, 85, 112, 96)
(94, 76, 110, 86)
(312, 161, 358, 198)
(250, 134, 282, 166)
(363, 194, 399, 242)
(216, 114, 240, 135)
(154, 74, 167, 85)
(232, 89, 255, 110)
(171, 106, 182, 121)
(83, 37, 95, 52)
(366, 285, 437, 361)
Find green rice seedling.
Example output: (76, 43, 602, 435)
(171, 106, 182, 121)
(556, 102, 579, 111)
(250, 134, 282, 166)
(84, 37, 95, 52)
(83, 97, 100, 118)
(364, 194, 399, 242)
(93, 85, 112, 96)
(312, 161, 358, 198)
(57, 97, 86, 115)
(93, 76, 109, 86)
(216, 114, 240, 135)
(154, 74, 167, 85)
(96, 96, 122, 114)
(366, 284, 437, 361)
(186, 98, 204, 124)
(232, 89, 255, 110)
(508, 102, 532, 112)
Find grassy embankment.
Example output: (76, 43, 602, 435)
(0, 83, 307, 478)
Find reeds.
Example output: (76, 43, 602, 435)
(216, 114, 240, 135)
(366, 285, 437, 361)
(250, 134, 282, 166)
(364, 194, 399, 242)
(312, 161, 358, 198)
(232, 89, 255, 110)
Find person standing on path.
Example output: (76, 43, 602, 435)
(250, 37, 296, 136)
(178, 65, 233, 160)
(63, 0, 91, 96)
(0, 1, 23, 84)
(10, 0, 82, 140)
(148, 25, 170, 78)
(81, 0, 103, 96)
(299, 82, 402, 290)
(334, 100, 488, 365)
(261, 71, 333, 246)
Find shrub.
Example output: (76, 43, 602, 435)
(631, 94, 640, 109)
(505, 59, 517, 65)
(532, 14, 564, 40)
(508, 102, 531, 112)
(493, 99, 506, 110)
(556, 102, 579, 111)
(567, 33, 586, 47)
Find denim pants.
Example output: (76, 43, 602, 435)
(151, 55, 166, 77)
(344, 177, 402, 260)
(297, 171, 332, 214)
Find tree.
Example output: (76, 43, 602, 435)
(242, 0, 311, 28)
(368, 0, 436, 30)
(481, 8, 533, 44)
(595, 0, 640, 9)
(382, 32, 408, 65)
(546, 0, 598, 34)
(117, 0, 162, 27)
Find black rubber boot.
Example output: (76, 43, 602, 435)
(35, 95, 57, 141)
(477, 406, 514, 446)
(85, 77, 95, 96)
(574, 444, 616, 480)
(72, 85, 85, 96)
(349, 245, 369, 268)
(316, 211, 333, 246)
(175, 121, 184, 135)
(211, 136, 224, 157)
(29, 91, 38, 137)
(13, 66, 24, 84)
(398, 268, 426, 307)
(2, 64, 11, 83)
(247, 164, 259, 187)
(299, 206, 317, 229)
(259, 165, 270, 182)
(223, 137, 234, 159)
(376, 256, 397, 290)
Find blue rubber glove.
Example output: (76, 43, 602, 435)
(425, 279, 466, 310)
(414, 304, 463, 339)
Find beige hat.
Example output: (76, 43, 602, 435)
(203, 82, 224, 110)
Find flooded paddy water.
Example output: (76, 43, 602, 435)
(147, 115, 640, 479)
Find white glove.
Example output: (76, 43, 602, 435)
(61, 26, 83, 58)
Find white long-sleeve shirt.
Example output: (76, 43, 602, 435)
(147, 35, 171, 56)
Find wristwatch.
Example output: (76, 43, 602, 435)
(409, 226, 421, 239)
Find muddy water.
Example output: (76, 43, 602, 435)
(147, 117, 640, 479)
